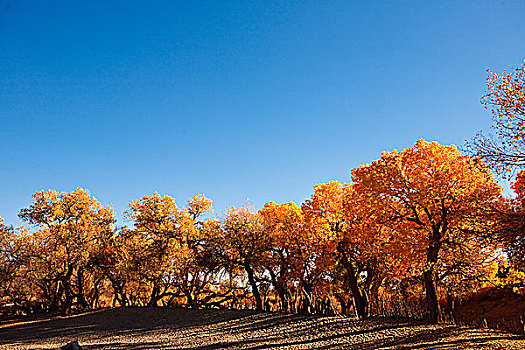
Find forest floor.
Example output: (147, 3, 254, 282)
(0, 308, 523, 350)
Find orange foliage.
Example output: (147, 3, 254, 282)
(18, 188, 115, 312)
(352, 140, 502, 321)
(123, 192, 216, 307)
(468, 61, 525, 174)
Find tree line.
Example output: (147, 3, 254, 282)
(1, 62, 524, 323)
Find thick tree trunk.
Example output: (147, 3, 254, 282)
(368, 276, 383, 316)
(446, 293, 457, 324)
(268, 268, 288, 312)
(244, 264, 263, 311)
(89, 275, 104, 309)
(75, 266, 89, 309)
(61, 264, 75, 314)
(184, 290, 195, 308)
(111, 279, 128, 307)
(148, 285, 160, 307)
(424, 239, 442, 323)
(50, 279, 63, 311)
(337, 245, 368, 318)
(423, 270, 439, 322)
(335, 294, 349, 315)
(300, 280, 314, 314)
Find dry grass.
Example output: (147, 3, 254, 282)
(0, 308, 523, 349)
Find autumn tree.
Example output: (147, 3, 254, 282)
(260, 201, 332, 314)
(352, 140, 502, 322)
(89, 225, 137, 307)
(299, 181, 393, 318)
(301, 182, 367, 316)
(467, 61, 525, 174)
(173, 195, 233, 309)
(259, 197, 334, 313)
(0, 218, 18, 298)
(489, 171, 525, 292)
(341, 183, 395, 317)
(124, 193, 198, 306)
(18, 188, 115, 313)
(214, 206, 271, 311)
(123, 192, 227, 308)
(505, 171, 525, 270)
(0, 218, 30, 311)
(259, 201, 303, 313)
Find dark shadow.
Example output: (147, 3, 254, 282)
(0, 309, 523, 350)
(0, 307, 256, 344)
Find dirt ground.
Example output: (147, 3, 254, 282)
(0, 308, 523, 350)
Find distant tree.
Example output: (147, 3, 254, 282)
(467, 61, 525, 175)
(257, 202, 297, 312)
(214, 206, 271, 311)
(19, 188, 115, 313)
(124, 192, 206, 306)
(0, 218, 29, 307)
(175, 195, 232, 309)
(260, 201, 333, 314)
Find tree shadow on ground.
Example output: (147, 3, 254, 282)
(0, 309, 523, 350)
(0, 307, 256, 344)
(79, 323, 524, 350)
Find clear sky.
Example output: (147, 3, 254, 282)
(1, 1, 524, 226)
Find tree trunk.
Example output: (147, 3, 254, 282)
(300, 280, 314, 314)
(423, 270, 439, 322)
(111, 279, 128, 307)
(61, 264, 75, 314)
(244, 264, 263, 311)
(446, 293, 456, 324)
(184, 290, 195, 308)
(335, 294, 349, 315)
(337, 245, 368, 318)
(148, 285, 160, 307)
(424, 239, 442, 323)
(369, 276, 383, 316)
(75, 266, 89, 309)
(50, 279, 63, 312)
(268, 268, 288, 312)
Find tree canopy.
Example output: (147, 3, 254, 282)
(1, 62, 524, 323)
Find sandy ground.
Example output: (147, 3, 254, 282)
(0, 308, 523, 350)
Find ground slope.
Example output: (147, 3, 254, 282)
(0, 308, 523, 350)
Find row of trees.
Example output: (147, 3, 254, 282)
(0, 139, 522, 322)
(0, 61, 524, 323)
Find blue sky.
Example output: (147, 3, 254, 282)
(1, 1, 524, 226)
